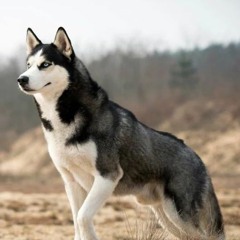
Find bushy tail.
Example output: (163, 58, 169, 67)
(201, 182, 225, 240)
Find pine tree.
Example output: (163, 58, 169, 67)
(169, 51, 198, 91)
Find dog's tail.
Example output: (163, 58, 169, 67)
(200, 181, 225, 240)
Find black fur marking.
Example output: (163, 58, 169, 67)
(65, 102, 92, 145)
(27, 44, 44, 60)
(66, 127, 90, 145)
(27, 44, 74, 70)
(56, 90, 80, 124)
(34, 99, 53, 131)
(41, 118, 54, 131)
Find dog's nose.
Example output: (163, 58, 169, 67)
(18, 76, 29, 86)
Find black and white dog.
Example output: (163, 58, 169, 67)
(18, 27, 224, 240)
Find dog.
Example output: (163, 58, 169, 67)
(18, 27, 225, 240)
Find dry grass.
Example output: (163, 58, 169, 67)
(124, 209, 167, 240)
(123, 201, 230, 240)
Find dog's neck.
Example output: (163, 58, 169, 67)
(33, 77, 108, 132)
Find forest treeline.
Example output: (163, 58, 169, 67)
(0, 42, 240, 146)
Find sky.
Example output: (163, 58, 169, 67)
(1, 0, 240, 59)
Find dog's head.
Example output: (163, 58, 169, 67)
(18, 27, 75, 96)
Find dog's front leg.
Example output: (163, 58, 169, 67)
(77, 173, 122, 240)
(65, 181, 87, 240)
(59, 168, 87, 240)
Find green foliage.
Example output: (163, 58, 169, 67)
(169, 51, 198, 91)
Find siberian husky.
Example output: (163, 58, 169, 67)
(18, 27, 225, 240)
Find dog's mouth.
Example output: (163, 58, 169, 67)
(44, 82, 51, 87)
(20, 82, 51, 92)
(20, 85, 35, 92)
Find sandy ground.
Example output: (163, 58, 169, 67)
(0, 177, 239, 240)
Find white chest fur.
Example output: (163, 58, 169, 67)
(34, 94, 98, 189)
(45, 129, 98, 175)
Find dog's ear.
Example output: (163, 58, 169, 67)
(26, 28, 42, 55)
(53, 27, 74, 59)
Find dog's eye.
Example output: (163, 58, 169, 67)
(43, 62, 50, 67)
(39, 62, 52, 69)
(27, 63, 30, 69)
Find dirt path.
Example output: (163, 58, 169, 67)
(0, 185, 239, 240)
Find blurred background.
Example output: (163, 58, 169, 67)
(0, 0, 239, 239)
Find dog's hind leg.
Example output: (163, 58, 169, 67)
(140, 191, 207, 239)
(151, 203, 185, 238)
(77, 170, 123, 240)
(160, 197, 207, 240)
(136, 183, 185, 237)
(155, 190, 224, 240)
(162, 182, 225, 240)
